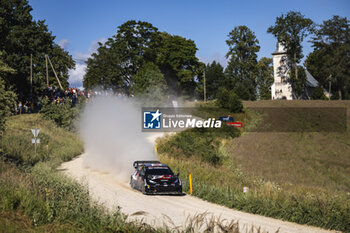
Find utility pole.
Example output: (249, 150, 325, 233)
(45, 54, 49, 87)
(203, 70, 207, 102)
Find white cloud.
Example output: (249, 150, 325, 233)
(58, 39, 69, 49)
(68, 63, 86, 89)
(68, 37, 107, 88)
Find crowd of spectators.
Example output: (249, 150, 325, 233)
(16, 85, 131, 114)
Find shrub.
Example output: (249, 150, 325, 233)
(39, 98, 79, 130)
(216, 88, 243, 113)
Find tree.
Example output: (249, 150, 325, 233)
(290, 65, 307, 98)
(267, 11, 314, 92)
(196, 61, 226, 100)
(84, 20, 160, 94)
(256, 57, 274, 100)
(156, 32, 201, 98)
(133, 62, 168, 105)
(84, 25, 201, 99)
(306, 16, 350, 99)
(84, 42, 123, 91)
(225, 26, 260, 100)
(0, 54, 17, 132)
(0, 0, 74, 98)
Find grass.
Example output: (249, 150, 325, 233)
(157, 100, 350, 232)
(0, 114, 160, 232)
(1, 114, 83, 167)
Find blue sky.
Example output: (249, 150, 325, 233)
(29, 0, 350, 87)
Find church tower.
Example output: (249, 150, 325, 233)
(271, 42, 293, 100)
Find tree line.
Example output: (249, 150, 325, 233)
(84, 14, 350, 101)
(1, 0, 350, 131)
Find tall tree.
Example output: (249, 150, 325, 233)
(84, 20, 161, 94)
(267, 11, 314, 93)
(0, 0, 74, 98)
(196, 61, 226, 100)
(306, 16, 350, 99)
(225, 25, 260, 100)
(84, 22, 201, 98)
(256, 57, 274, 100)
(156, 32, 201, 98)
(84, 41, 123, 91)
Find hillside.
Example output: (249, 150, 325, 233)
(157, 100, 350, 232)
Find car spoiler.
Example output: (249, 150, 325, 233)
(133, 160, 161, 169)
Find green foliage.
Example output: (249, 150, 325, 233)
(267, 11, 314, 64)
(311, 86, 327, 100)
(267, 11, 314, 89)
(256, 57, 273, 100)
(39, 98, 79, 131)
(0, 57, 17, 132)
(216, 88, 243, 113)
(84, 21, 201, 98)
(133, 62, 168, 105)
(306, 15, 350, 100)
(156, 32, 201, 97)
(196, 61, 226, 100)
(225, 25, 260, 100)
(289, 66, 308, 98)
(0, 0, 74, 98)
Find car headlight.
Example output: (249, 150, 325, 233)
(148, 179, 156, 184)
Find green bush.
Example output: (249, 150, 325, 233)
(39, 98, 79, 131)
(216, 88, 243, 113)
(158, 126, 240, 166)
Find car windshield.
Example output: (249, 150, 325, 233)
(146, 167, 173, 176)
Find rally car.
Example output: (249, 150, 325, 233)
(130, 160, 182, 195)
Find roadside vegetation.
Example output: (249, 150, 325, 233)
(157, 100, 350, 232)
(0, 114, 159, 232)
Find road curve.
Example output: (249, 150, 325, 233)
(60, 154, 334, 233)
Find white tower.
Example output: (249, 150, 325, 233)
(271, 42, 293, 100)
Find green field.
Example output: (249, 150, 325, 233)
(158, 100, 350, 232)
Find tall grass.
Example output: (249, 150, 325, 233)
(1, 114, 83, 167)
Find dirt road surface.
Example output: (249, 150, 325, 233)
(60, 133, 334, 233)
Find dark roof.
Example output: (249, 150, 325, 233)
(305, 70, 318, 87)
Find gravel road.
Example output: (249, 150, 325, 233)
(59, 133, 334, 233)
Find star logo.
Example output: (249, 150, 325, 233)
(151, 109, 162, 122)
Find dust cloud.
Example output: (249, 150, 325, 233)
(79, 96, 157, 182)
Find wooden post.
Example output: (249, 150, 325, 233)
(47, 55, 64, 91)
(45, 54, 49, 87)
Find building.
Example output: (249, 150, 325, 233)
(271, 42, 318, 100)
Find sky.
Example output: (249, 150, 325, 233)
(29, 0, 350, 88)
